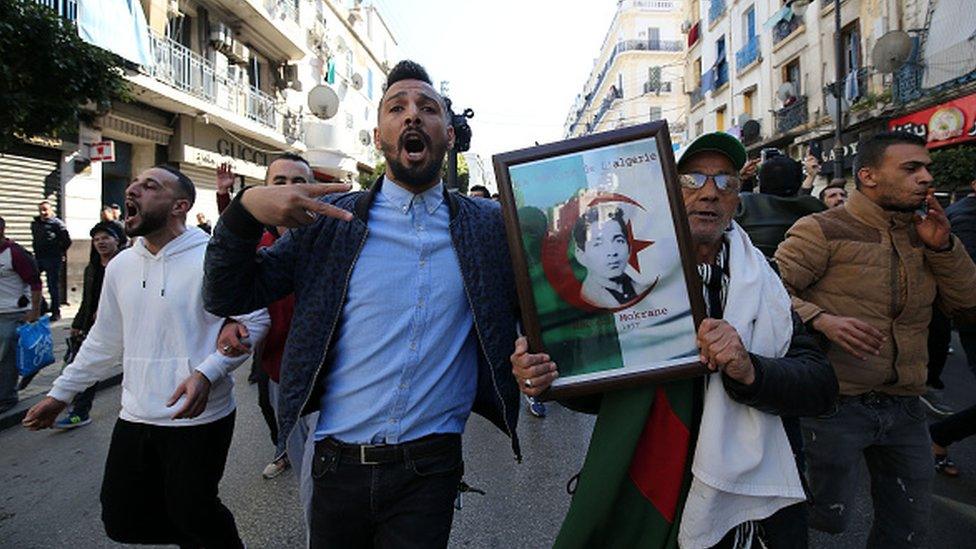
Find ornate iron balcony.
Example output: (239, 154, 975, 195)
(775, 96, 808, 134)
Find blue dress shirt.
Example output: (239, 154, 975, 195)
(314, 178, 479, 444)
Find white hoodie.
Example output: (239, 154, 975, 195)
(49, 228, 269, 427)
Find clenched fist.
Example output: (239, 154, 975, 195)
(697, 318, 755, 385)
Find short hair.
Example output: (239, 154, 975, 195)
(0, 216, 5, 229)
(38, 200, 51, 207)
(758, 156, 803, 197)
(818, 184, 847, 201)
(469, 185, 490, 197)
(272, 152, 311, 168)
(155, 164, 196, 207)
(856, 131, 927, 172)
(383, 60, 433, 92)
(573, 206, 627, 251)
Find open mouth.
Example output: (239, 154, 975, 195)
(690, 210, 720, 221)
(401, 132, 428, 162)
(124, 200, 140, 225)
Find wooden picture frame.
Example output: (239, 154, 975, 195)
(493, 121, 707, 400)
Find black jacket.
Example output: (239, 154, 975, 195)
(735, 194, 825, 258)
(947, 196, 976, 264)
(71, 261, 106, 333)
(30, 216, 71, 257)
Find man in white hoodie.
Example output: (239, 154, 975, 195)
(23, 165, 269, 549)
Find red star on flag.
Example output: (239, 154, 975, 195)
(625, 220, 653, 273)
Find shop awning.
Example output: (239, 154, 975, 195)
(78, 0, 151, 66)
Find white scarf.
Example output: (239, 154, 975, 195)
(678, 222, 805, 548)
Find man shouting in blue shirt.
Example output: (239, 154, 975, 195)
(203, 60, 521, 548)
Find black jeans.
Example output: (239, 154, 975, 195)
(802, 394, 932, 548)
(36, 255, 62, 315)
(309, 434, 463, 549)
(255, 368, 278, 447)
(930, 403, 976, 447)
(69, 385, 97, 418)
(926, 308, 952, 388)
(100, 412, 242, 549)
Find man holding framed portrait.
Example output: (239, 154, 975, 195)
(506, 130, 837, 549)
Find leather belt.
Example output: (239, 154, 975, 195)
(316, 433, 460, 466)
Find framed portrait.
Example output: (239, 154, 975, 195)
(493, 121, 707, 400)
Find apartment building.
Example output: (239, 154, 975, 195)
(564, 0, 688, 147)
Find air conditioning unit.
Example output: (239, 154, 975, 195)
(680, 20, 692, 33)
(283, 64, 299, 84)
(309, 21, 326, 42)
(231, 43, 250, 65)
(209, 23, 231, 49)
(166, 0, 180, 18)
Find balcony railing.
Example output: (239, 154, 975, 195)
(644, 81, 673, 94)
(144, 33, 280, 132)
(36, 0, 77, 21)
(708, 0, 727, 25)
(265, 0, 299, 24)
(773, 14, 803, 45)
(823, 67, 869, 112)
(735, 36, 761, 71)
(775, 96, 808, 134)
(589, 90, 622, 132)
(630, 0, 676, 9)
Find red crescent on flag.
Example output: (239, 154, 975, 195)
(540, 192, 657, 312)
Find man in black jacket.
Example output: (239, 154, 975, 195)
(946, 179, 976, 375)
(30, 200, 71, 321)
(513, 133, 836, 548)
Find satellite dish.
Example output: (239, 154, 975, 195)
(351, 72, 363, 90)
(307, 84, 340, 119)
(872, 30, 913, 73)
(742, 120, 761, 143)
(777, 82, 796, 102)
(358, 129, 371, 146)
(737, 113, 752, 127)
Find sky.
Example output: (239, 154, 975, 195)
(368, 0, 617, 162)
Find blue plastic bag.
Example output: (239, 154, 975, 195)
(16, 315, 56, 378)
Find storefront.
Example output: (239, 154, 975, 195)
(0, 138, 64, 249)
(890, 91, 976, 202)
(171, 115, 271, 222)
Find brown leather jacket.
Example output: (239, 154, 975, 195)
(775, 190, 976, 396)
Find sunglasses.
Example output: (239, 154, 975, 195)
(679, 173, 742, 193)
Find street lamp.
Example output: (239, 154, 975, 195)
(788, 0, 846, 186)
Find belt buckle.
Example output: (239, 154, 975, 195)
(359, 444, 381, 465)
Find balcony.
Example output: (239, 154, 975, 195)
(36, 0, 76, 20)
(823, 68, 868, 111)
(142, 33, 280, 132)
(708, 0, 727, 25)
(775, 96, 808, 134)
(204, 0, 305, 60)
(712, 61, 729, 92)
(644, 81, 673, 94)
(772, 14, 803, 45)
(735, 36, 761, 71)
(589, 89, 622, 132)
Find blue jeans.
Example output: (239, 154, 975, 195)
(0, 313, 22, 411)
(36, 255, 62, 315)
(802, 394, 933, 548)
(309, 434, 463, 548)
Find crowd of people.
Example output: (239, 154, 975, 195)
(0, 58, 973, 548)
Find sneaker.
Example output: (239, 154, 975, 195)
(54, 413, 91, 430)
(262, 456, 290, 479)
(49, 312, 61, 322)
(526, 395, 547, 418)
(920, 389, 954, 417)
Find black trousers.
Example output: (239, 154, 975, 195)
(100, 412, 243, 549)
(309, 434, 463, 549)
(926, 308, 952, 389)
(709, 503, 808, 549)
(931, 403, 976, 448)
(255, 368, 278, 447)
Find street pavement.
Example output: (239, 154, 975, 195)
(2, 333, 976, 547)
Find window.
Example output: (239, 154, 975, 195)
(743, 5, 756, 39)
(841, 21, 861, 74)
(648, 67, 661, 89)
(617, 73, 624, 98)
(367, 68, 374, 99)
(649, 107, 662, 121)
(648, 26, 660, 48)
(345, 50, 354, 80)
(743, 89, 754, 117)
(695, 119, 704, 137)
(716, 106, 726, 131)
(784, 58, 801, 95)
(693, 57, 702, 86)
(248, 57, 261, 90)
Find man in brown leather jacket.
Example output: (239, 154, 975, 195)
(776, 131, 976, 548)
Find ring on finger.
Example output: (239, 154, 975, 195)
(222, 345, 231, 353)
(524, 378, 533, 388)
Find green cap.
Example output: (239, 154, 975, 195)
(676, 132, 747, 171)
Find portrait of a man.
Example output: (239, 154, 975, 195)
(572, 205, 652, 309)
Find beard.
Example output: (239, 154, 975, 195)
(125, 206, 168, 237)
(379, 130, 448, 190)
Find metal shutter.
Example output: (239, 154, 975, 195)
(0, 146, 62, 253)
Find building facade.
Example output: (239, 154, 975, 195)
(14, 0, 397, 305)
(564, 0, 688, 147)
